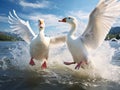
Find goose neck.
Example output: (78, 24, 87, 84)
(68, 23, 77, 36)
(39, 29, 45, 37)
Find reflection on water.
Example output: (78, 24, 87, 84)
(0, 41, 120, 90)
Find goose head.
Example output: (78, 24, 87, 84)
(38, 19, 45, 30)
(59, 16, 77, 25)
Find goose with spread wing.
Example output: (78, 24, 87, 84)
(59, 0, 120, 69)
(8, 10, 66, 69)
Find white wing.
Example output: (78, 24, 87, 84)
(81, 0, 120, 49)
(8, 10, 36, 44)
(50, 35, 66, 44)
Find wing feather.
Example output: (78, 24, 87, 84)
(8, 10, 36, 44)
(81, 0, 120, 49)
(50, 35, 66, 44)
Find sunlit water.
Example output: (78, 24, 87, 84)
(0, 40, 120, 90)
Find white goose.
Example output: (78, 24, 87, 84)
(59, 0, 120, 69)
(8, 10, 66, 69)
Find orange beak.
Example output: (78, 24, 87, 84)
(58, 18, 66, 22)
(40, 20, 44, 24)
(39, 20, 44, 28)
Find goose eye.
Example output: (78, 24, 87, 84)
(68, 17, 71, 19)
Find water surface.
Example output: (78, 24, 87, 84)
(0, 41, 120, 90)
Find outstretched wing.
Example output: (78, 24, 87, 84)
(50, 35, 66, 44)
(81, 0, 120, 50)
(8, 10, 36, 44)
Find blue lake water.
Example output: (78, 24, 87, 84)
(0, 41, 120, 90)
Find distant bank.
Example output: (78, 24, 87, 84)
(0, 27, 120, 41)
(0, 31, 22, 41)
(105, 27, 120, 40)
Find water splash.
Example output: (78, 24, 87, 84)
(89, 41, 120, 82)
(10, 41, 31, 70)
(1, 40, 120, 85)
(0, 57, 8, 70)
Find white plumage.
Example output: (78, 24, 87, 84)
(59, 0, 120, 69)
(8, 10, 66, 69)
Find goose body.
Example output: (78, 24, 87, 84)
(30, 31, 50, 60)
(67, 36, 88, 64)
(59, 0, 120, 69)
(30, 34, 50, 60)
(8, 10, 66, 69)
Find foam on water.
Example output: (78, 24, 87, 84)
(48, 41, 120, 83)
(90, 41, 120, 82)
(4, 42, 120, 80)
(2, 40, 119, 84)
(10, 41, 31, 70)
